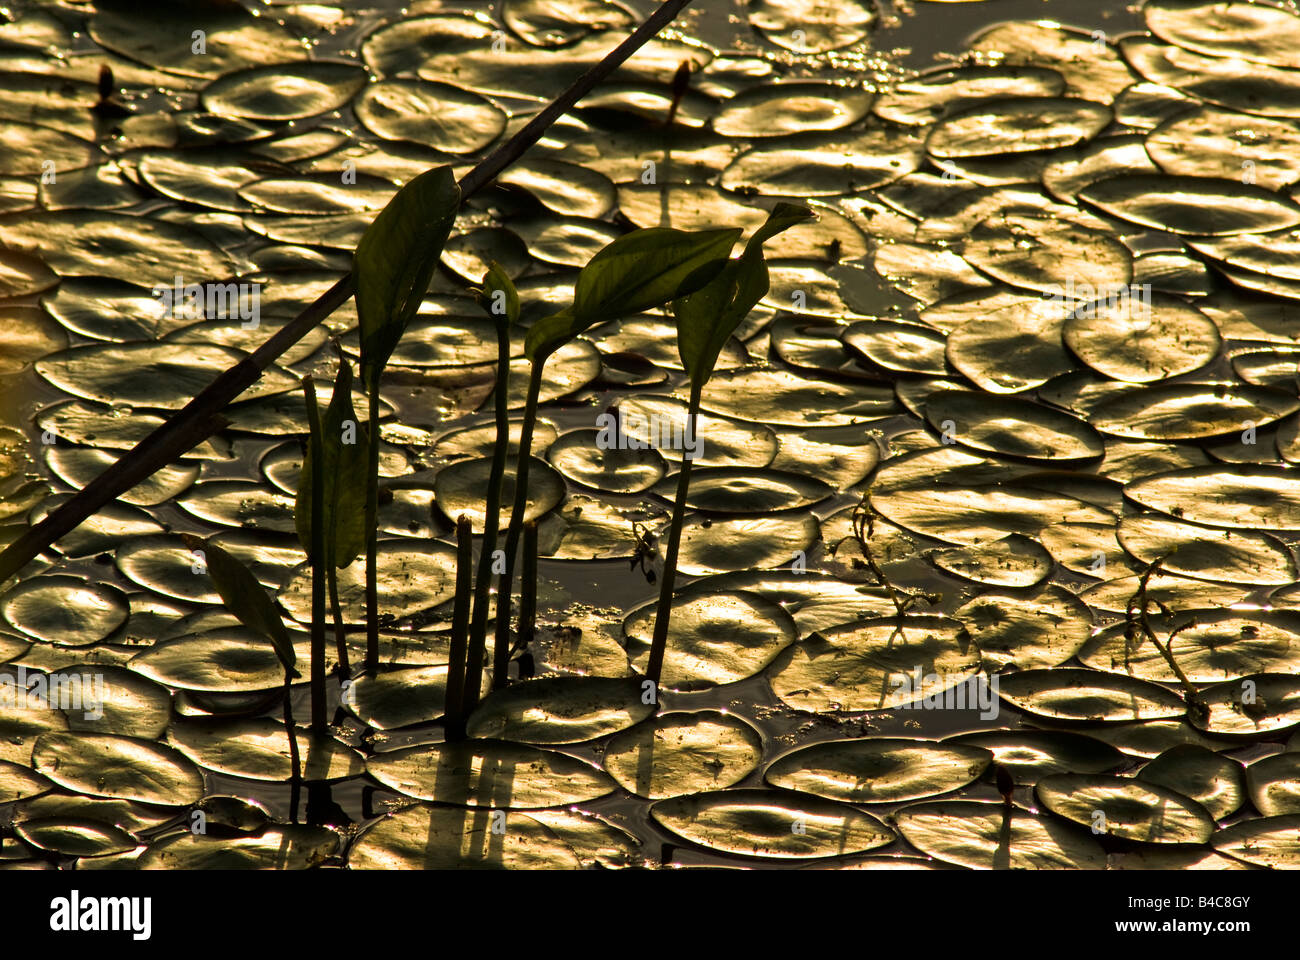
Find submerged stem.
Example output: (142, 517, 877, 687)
(492, 363, 544, 690)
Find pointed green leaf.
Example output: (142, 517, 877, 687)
(295, 360, 369, 569)
(180, 534, 298, 677)
(674, 204, 814, 391)
(524, 308, 580, 362)
(477, 261, 520, 332)
(354, 165, 460, 395)
(572, 226, 741, 325)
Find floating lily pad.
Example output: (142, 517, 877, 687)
(623, 590, 797, 690)
(747, 0, 876, 53)
(875, 65, 1066, 125)
(1080, 174, 1300, 235)
(694, 367, 894, 427)
(1118, 513, 1296, 586)
(944, 299, 1077, 393)
(1145, 0, 1300, 69)
(466, 676, 653, 745)
(604, 711, 763, 799)
(651, 788, 894, 859)
(139, 825, 338, 870)
(1035, 773, 1214, 843)
(1139, 744, 1244, 820)
(0, 761, 50, 804)
(713, 82, 872, 138)
(1062, 292, 1220, 383)
(614, 395, 777, 467)
(15, 817, 138, 858)
(366, 740, 616, 808)
(843, 320, 948, 376)
(956, 585, 1092, 671)
(45, 445, 198, 508)
(925, 391, 1103, 462)
(355, 79, 506, 154)
(1090, 382, 1299, 441)
(167, 717, 364, 782)
(128, 627, 293, 694)
(928, 97, 1111, 158)
(349, 803, 581, 870)
(342, 665, 462, 730)
(1212, 814, 1300, 868)
(546, 428, 665, 494)
(947, 731, 1125, 785)
(36, 342, 296, 412)
(770, 616, 978, 713)
(202, 61, 367, 121)
(996, 668, 1186, 722)
(0, 210, 236, 284)
(675, 512, 820, 576)
(1, 576, 128, 647)
(895, 799, 1106, 869)
(766, 738, 990, 804)
(278, 541, 459, 626)
(1194, 674, 1300, 736)
(434, 456, 564, 534)
(721, 128, 922, 195)
(1247, 753, 1300, 817)
(655, 467, 832, 514)
(32, 732, 203, 806)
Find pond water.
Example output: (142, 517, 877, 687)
(1, 0, 1300, 870)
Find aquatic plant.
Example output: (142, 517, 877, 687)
(493, 226, 744, 689)
(353, 167, 460, 670)
(643, 203, 813, 683)
(179, 534, 301, 782)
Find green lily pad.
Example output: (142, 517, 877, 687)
(623, 590, 797, 690)
(1035, 773, 1215, 843)
(604, 711, 763, 799)
(651, 788, 894, 859)
(365, 740, 617, 808)
(32, 732, 203, 806)
(466, 676, 653, 745)
(995, 668, 1187, 722)
(947, 730, 1126, 785)
(766, 738, 991, 804)
(769, 616, 978, 713)
(1139, 744, 1245, 820)
(895, 799, 1106, 869)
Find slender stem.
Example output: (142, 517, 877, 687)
(519, 520, 539, 668)
(465, 322, 512, 712)
(328, 565, 349, 676)
(304, 378, 327, 734)
(364, 400, 380, 671)
(283, 674, 301, 802)
(492, 363, 544, 689)
(0, 0, 697, 587)
(645, 383, 701, 684)
(445, 515, 473, 740)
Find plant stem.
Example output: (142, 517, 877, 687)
(364, 400, 380, 671)
(645, 383, 701, 684)
(492, 363, 544, 690)
(445, 515, 473, 740)
(465, 320, 512, 713)
(283, 674, 301, 795)
(304, 378, 327, 733)
(328, 565, 349, 676)
(0, 0, 698, 587)
(519, 519, 539, 669)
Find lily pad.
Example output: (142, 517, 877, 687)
(1035, 773, 1214, 843)
(766, 738, 991, 804)
(466, 676, 654, 745)
(651, 788, 894, 859)
(895, 799, 1106, 869)
(365, 740, 617, 808)
(603, 711, 764, 799)
(32, 732, 203, 806)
